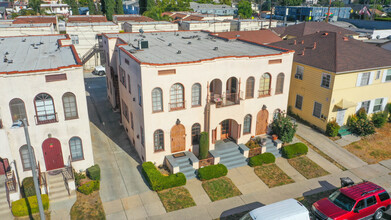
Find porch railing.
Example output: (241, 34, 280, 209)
(34, 113, 58, 125)
(61, 156, 75, 196)
(5, 170, 17, 192)
(38, 162, 48, 194)
(211, 91, 244, 108)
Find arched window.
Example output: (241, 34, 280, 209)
(9, 98, 28, 124)
(245, 77, 255, 99)
(62, 92, 78, 120)
(154, 129, 164, 152)
(170, 83, 184, 110)
(19, 145, 35, 171)
(152, 88, 163, 112)
(192, 83, 201, 106)
(34, 93, 56, 124)
(259, 73, 271, 97)
(243, 114, 252, 134)
(69, 137, 84, 161)
(275, 73, 285, 94)
(192, 123, 201, 145)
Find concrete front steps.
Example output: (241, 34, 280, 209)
(215, 143, 247, 170)
(263, 138, 282, 158)
(47, 173, 75, 203)
(0, 183, 12, 218)
(175, 157, 197, 180)
(338, 126, 352, 136)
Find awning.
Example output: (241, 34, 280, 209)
(335, 99, 356, 109)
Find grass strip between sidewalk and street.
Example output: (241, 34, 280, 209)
(202, 177, 242, 202)
(70, 191, 105, 220)
(295, 134, 347, 171)
(254, 164, 295, 188)
(157, 187, 196, 212)
(288, 156, 330, 179)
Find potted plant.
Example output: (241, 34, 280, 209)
(272, 134, 278, 141)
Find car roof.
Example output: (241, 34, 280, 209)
(94, 66, 105, 71)
(249, 199, 309, 219)
(340, 182, 385, 201)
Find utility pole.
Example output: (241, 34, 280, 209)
(325, 0, 331, 23)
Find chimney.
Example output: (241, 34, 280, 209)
(301, 50, 305, 56)
(293, 40, 297, 45)
(313, 42, 317, 50)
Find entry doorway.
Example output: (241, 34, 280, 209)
(171, 124, 186, 153)
(336, 109, 346, 126)
(221, 119, 230, 139)
(42, 138, 64, 171)
(256, 109, 269, 135)
(219, 119, 240, 141)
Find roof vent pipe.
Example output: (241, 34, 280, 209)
(213, 47, 218, 50)
(177, 50, 181, 54)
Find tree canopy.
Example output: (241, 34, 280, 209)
(238, 0, 252, 19)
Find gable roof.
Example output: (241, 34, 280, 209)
(113, 15, 155, 23)
(68, 15, 107, 23)
(212, 30, 282, 45)
(272, 22, 358, 38)
(13, 16, 57, 25)
(270, 31, 391, 73)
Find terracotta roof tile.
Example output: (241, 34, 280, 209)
(12, 16, 57, 24)
(213, 30, 282, 44)
(114, 15, 155, 22)
(68, 15, 107, 23)
(270, 31, 391, 73)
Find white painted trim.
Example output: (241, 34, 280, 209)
(356, 72, 362, 87)
(368, 71, 374, 85)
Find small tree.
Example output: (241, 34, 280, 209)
(105, 0, 115, 21)
(88, 0, 96, 15)
(326, 120, 340, 137)
(271, 112, 297, 143)
(386, 103, 391, 122)
(238, 0, 252, 19)
(199, 132, 209, 159)
(371, 111, 387, 128)
(115, 0, 124, 14)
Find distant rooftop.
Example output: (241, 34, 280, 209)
(0, 35, 80, 74)
(182, 20, 230, 24)
(12, 16, 57, 25)
(272, 22, 358, 38)
(125, 21, 174, 25)
(0, 23, 52, 28)
(66, 22, 116, 27)
(67, 15, 107, 23)
(104, 31, 291, 65)
(113, 15, 155, 23)
(212, 30, 282, 45)
(190, 2, 235, 10)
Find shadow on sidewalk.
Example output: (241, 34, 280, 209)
(303, 180, 337, 197)
(219, 202, 264, 219)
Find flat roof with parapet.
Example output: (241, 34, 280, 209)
(182, 20, 231, 24)
(66, 22, 117, 27)
(0, 23, 52, 28)
(104, 31, 291, 65)
(126, 21, 174, 25)
(0, 35, 80, 74)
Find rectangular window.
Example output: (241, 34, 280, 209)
(376, 70, 381, 80)
(313, 102, 322, 118)
(268, 59, 282, 64)
(295, 95, 303, 110)
(379, 192, 390, 202)
(130, 112, 134, 129)
(321, 73, 331, 88)
(140, 126, 144, 146)
(71, 35, 79, 44)
(366, 196, 377, 207)
(45, 74, 67, 82)
(121, 100, 129, 122)
(127, 74, 131, 94)
(158, 69, 176, 75)
(361, 100, 370, 113)
(373, 98, 383, 112)
(360, 72, 370, 86)
(138, 85, 142, 106)
(386, 69, 391, 82)
(119, 67, 126, 87)
(295, 65, 304, 80)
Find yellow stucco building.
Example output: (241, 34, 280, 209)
(272, 31, 391, 131)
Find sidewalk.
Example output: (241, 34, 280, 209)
(295, 122, 367, 169)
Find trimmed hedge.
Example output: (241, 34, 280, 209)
(197, 164, 228, 180)
(77, 180, 100, 195)
(371, 111, 387, 128)
(142, 162, 186, 191)
(86, 164, 101, 181)
(12, 194, 49, 217)
(326, 120, 340, 137)
(249, 153, 276, 167)
(22, 177, 36, 198)
(282, 143, 308, 159)
(199, 132, 209, 159)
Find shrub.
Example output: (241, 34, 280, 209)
(74, 171, 86, 187)
(349, 118, 376, 136)
(86, 164, 101, 181)
(347, 115, 358, 128)
(356, 108, 367, 120)
(282, 142, 308, 159)
(199, 132, 209, 159)
(142, 162, 186, 191)
(22, 177, 36, 198)
(249, 153, 276, 167)
(11, 194, 49, 217)
(371, 111, 387, 128)
(245, 139, 260, 149)
(325, 120, 340, 137)
(197, 164, 228, 180)
(271, 111, 297, 143)
(77, 180, 100, 195)
(386, 103, 391, 122)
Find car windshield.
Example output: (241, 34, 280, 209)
(328, 191, 356, 211)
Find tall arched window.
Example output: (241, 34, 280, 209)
(259, 73, 271, 97)
(275, 73, 285, 94)
(69, 137, 84, 161)
(245, 77, 255, 99)
(152, 88, 163, 112)
(34, 93, 56, 124)
(19, 145, 35, 171)
(192, 83, 201, 106)
(243, 114, 252, 134)
(62, 92, 78, 120)
(170, 83, 184, 110)
(154, 129, 164, 152)
(9, 98, 28, 124)
(192, 123, 201, 145)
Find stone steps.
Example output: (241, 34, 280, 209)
(176, 158, 197, 180)
(0, 181, 11, 217)
(215, 143, 247, 170)
(47, 173, 74, 203)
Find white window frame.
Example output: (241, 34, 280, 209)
(71, 35, 79, 44)
(312, 101, 322, 118)
(372, 98, 383, 112)
(295, 94, 303, 110)
(376, 70, 381, 80)
(321, 73, 331, 89)
(383, 69, 391, 82)
(295, 65, 304, 80)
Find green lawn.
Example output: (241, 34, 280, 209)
(157, 187, 196, 212)
(202, 177, 242, 202)
(254, 164, 295, 188)
(288, 156, 329, 179)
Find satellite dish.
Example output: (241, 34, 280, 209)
(139, 29, 144, 34)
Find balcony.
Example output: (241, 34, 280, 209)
(34, 113, 58, 125)
(211, 91, 243, 108)
(169, 101, 186, 111)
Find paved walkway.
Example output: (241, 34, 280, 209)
(335, 134, 361, 147)
(295, 122, 367, 169)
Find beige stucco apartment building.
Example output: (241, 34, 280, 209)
(102, 31, 294, 167)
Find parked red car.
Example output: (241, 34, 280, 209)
(312, 181, 391, 220)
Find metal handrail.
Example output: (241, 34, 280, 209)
(5, 180, 10, 208)
(62, 171, 70, 196)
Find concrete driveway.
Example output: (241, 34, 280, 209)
(84, 73, 150, 203)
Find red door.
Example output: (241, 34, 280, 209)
(0, 158, 9, 175)
(42, 138, 64, 171)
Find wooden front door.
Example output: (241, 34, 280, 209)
(42, 138, 64, 171)
(171, 124, 186, 153)
(0, 158, 9, 175)
(221, 119, 230, 139)
(256, 109, 269, 135)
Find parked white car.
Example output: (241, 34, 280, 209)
(92, 66, 106, 76)
(239, 199, 311, 220)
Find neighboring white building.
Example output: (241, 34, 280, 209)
(122, 21, 179, 33)
(231, 19, 278, 31)
(0, 23, 57, 36)
(40, 3, 70, 15)
(102, 31, 294, 169)
(112, 14, 155, 29)
(0, 35, 94, 202)
(179, 20, 231, 32)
